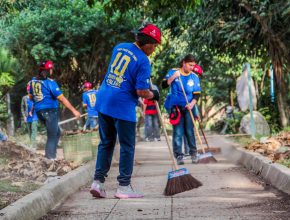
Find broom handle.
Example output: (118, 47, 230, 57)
(178, 76, 205, 154)
(197, 118, 211, 150)
(58, 113, 88, 125)
(149, 79, 178, 170)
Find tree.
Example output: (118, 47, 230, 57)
(0, 48, 19, 135)
(187, 0, 290, 127)
(0, 0, 138, 102)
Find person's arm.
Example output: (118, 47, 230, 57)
(137, 89, 157, 100)
(186, 98, 198, 110)
(186, 75, 201, 110)
(29, 104, 34, 117)
(82, 93, 87, 108)
(167, 71, 180, 85)
(57, 94, 81, 118)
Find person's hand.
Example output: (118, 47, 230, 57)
(73, 110, 81, 118)
(186, 102, 194, 110)
(194, 115, 200, 121)
(28, 111, 33, 117)
(174, 71, 180, 79)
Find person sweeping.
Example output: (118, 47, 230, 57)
(29, 60, 80, 160)
(164, 54, 201, 165)
(82, 81, 98, 130)
(90, 23, 161, 199)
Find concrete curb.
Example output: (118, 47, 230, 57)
(223, 139, 290, 195)
(0, 161, 95, 220)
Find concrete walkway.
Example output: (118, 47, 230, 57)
(41, 137, 290, 220)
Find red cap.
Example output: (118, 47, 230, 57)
(83, 82, 92, 89)
(138, 23, 161, 44)
(193, 64, 203, 76)
(39, 60, 54, 70)
(169, 106, 181, 125)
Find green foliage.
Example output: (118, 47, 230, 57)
(0, 0, 137, 97)
(225, 111, 245, 134)
(259, 106, 280, 133)
(0, 47, 19, 122)
(0, 0, 289, 132)
(277, 159, 290, 168)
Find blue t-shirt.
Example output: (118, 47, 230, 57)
(25, 97, 38, 122)
(82, 90, 98, 117)
(29, 78, 63, 112)
(96, 43, 151, 122)
(165, 68, 201, 108)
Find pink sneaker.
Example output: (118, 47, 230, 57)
(114, 184, 144, 199)
(90, 181, 107, 198)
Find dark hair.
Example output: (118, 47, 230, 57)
(135, 33, 158, 46)
(38, 70, 49, 80)
(179, 54, 196, 67)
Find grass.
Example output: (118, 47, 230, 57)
(0, 179, 40, 193)
(0, 179, 41, 209)
(277, 159, 290, 168)
(229, 136, 255, 147)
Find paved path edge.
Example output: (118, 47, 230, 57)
(0, 161, 95, 220)
(223, 139, 290, 195)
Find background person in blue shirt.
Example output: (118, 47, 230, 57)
(29, 60, 80, 160)
(21, 83, 38, 148)
(165, 54, 201, 165)
(82, 81, 98, 130)
(90, 23, 161, 199)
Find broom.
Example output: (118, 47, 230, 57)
(58, 113, 88, 125)
(150, 79, 202, 196)
(178, 76, 217, 163)
(197, 117, 221, 154)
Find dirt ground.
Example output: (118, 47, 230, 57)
(0, 141, 79, 209)
(243, 131, 290, 167)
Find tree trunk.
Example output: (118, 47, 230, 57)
(6, 92, 14, 136)
(276, 86, 289, 128)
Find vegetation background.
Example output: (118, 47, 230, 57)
(0, 0, 289, 135)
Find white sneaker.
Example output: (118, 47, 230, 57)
(114, 184, 144, 199)
(90, 180, 107, 198)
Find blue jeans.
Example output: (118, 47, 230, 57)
(183, 135, 190, 154)
(144, 114, 160, 139)
(94, 112, 136, 186)
(172, 107, 197, 158)
(85, 117, 98, 130)
(37, 108, 61, 159)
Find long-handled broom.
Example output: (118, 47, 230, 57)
(178, 76, 217, 163)
(58, 113, 88, 125)
(197, 116, 221, 154)
(150, 79, 202, 196)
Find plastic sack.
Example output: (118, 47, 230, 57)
(236, 68, 257, 112)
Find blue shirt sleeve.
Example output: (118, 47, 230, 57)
(165, 69, 176, 80)
(82, 93, 87, 105)
(135, 57, 151, 90)
(49, 80, 63, 98)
